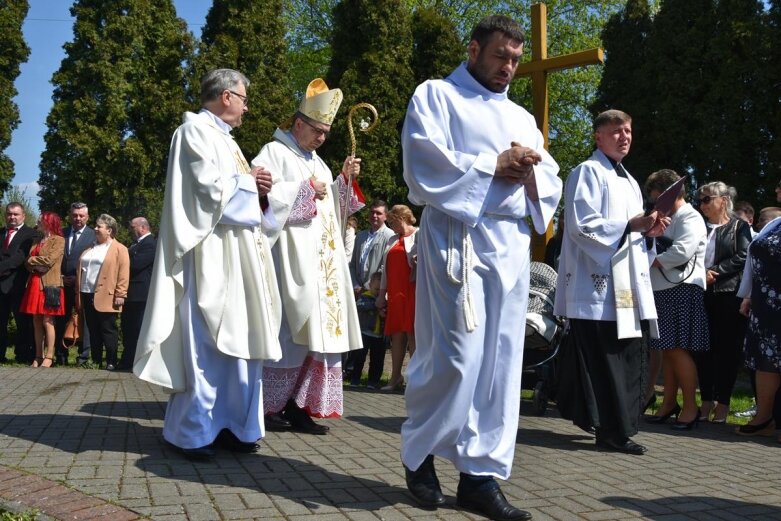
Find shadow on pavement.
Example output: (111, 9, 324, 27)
(0, 411, 419, 513)
(602, 495, 781, 519)
(344, 415, 404, 434)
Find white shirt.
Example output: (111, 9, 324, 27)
(80, 240, 111, 293)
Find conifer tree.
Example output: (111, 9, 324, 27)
(766, 0, 781, 190)
(193, 0, 295, 160)
(0, 0, 30, 199)
(324, 0, 416, 204)
(592, 0, 655, 177)
(410, 6, 465, 83)
(38, 0, 193, 229)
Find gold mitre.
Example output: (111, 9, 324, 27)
(298, 78, 343, 125)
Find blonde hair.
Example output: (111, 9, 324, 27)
(387, 204, 416, 226)
(697, 181, 737, 214)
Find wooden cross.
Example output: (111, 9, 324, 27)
(514, 3, 604, 261)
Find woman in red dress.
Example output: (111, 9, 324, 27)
(20, 211, 65, 367)
(376, 205, 418, 391)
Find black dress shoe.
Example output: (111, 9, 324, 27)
(215, 429, 259, 453)
(283, 400, 329, 435)
(595, 437, 647, 455)
(456, 479, 532, 521)
(404, 455, 445, 508)
(265, 412, 293, 432)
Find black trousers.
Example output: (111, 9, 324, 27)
(347, 334, 386, 385)
(120, 301, 145, 369)
(696, 292, 747, 404)
(556, 319, 647, 440)
(56, 286, 90, 363)
(0, 291, 34, 363)
(81, 293, 119, 366)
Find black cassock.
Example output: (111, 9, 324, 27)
(556, 319, 649, 440)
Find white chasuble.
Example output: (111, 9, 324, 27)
(134, 110, 282, 394)
(400, 63, 562, 479)
(252, 128, 363, 354)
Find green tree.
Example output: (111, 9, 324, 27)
(323, 0, 416, 204)
(410, 6, 465, 83)
(766, 0, 781, 192)
(592, 0, 655, 178)
(38, 0, 193, 230)
(1, 185, 37, 227)
(603, 0, 770, 200)
(193, 0, 295, 159)
(0, 0, 30, 200)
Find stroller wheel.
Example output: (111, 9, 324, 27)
(532, 381, 548, 416)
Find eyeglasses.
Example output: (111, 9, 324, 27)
(302, 118, 330, 138)
(697, 195, 721, 205)
(227, 90, 248, 107)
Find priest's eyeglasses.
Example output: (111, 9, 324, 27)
(302, 118, 330, 138)
(227, 90, 248, 106)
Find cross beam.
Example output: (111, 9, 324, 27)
(515, 3, 604, 260)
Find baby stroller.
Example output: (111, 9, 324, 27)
(522, 261, 565, 416)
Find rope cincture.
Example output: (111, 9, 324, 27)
(447, 217, 478, 332)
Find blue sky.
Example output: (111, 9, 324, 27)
(7, 0, 212, 210)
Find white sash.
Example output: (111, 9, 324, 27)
(611, 238, 642, 339)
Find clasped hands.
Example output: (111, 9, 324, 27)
(496, 141, 541, 183)
(251, 166, 273, 197)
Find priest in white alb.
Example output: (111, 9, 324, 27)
(400, 15, 561, 521)
(252, 79, 364, 435)
(133, 69, 282, 461)
(554, 109, 668, 456)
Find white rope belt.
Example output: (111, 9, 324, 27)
(446, 217, 478, 332)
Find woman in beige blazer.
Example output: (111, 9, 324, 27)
(21, 211, 66, 367)
(75, 214, 129, 370)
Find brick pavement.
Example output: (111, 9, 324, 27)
(0, 367, 780, 520)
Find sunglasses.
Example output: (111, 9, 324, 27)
(697, 195, 720, 204)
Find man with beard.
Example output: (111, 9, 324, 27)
(399, 15, 562, 521)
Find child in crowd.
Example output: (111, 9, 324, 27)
(350, 271, 386, 388)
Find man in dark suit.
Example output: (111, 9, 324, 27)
(118, 216, 156, 371)
(0, 202, 37, 363)
(56, 202, 96, 366)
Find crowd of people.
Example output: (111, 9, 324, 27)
(2, 12, 780, 521)
(1, 202, 155, 372)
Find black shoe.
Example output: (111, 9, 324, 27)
(456, 478, 532, 521)
(671, 408, 700, 431)
(265, 412, 293, 432)
(283, 400, 329, 435)
(595, 437, 647, 455)
(105, 364, 116, 371)
(645, 403, 681, 424)
(168, 442, 215, 461)
(404, 455, 445, 508)
(215, 429, 259, 453)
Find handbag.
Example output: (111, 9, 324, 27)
(62, 312, 80, 348)
(43, 286, 61, 310)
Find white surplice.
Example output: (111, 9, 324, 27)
(252, 129, 364, 417)
(553, 149, 657, 332)
(400, 63, 562, 479)
(134, 110, 282, 447)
